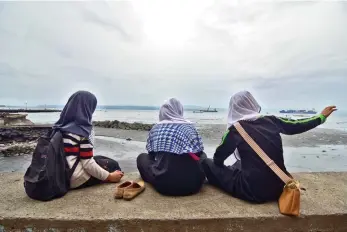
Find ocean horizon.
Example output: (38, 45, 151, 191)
(7, 107, 342, 132)
(0, 104, 226, 112)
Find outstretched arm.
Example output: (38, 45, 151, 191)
(270, 106, 337, 135)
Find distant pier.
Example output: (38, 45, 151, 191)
(0, 109, 61, 113)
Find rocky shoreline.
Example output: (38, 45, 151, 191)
(93, 120, 154, 131)
(0, 126, 50, 144)
(2, 121, 347, 158)
(0, 120, 153, 157)
(0, 126, 50, 157)
(0, 142, 36, 157)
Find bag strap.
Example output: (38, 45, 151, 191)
(69, 157, 80, 178)
(234, 122, 292, 184)
(48, 128, 57, 138)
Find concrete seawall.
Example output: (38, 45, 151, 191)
(0, 172, 346, 232)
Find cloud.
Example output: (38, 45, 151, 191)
(0, 1, 346, 109)
(80, 6, 131, 40)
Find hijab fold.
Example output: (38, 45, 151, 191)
(53, 91, 97, 141)
(227, 91, 261, 160)
(157, 98, 192, 124)
(227, 91, 261, 128)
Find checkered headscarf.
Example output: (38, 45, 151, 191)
(146, 123, 204, 155)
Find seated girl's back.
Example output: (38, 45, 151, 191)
(203, 91, 336, 203)
(137, 98, 206, 196)
(146, 123, 205, 193)
(53, 90, 123, 189)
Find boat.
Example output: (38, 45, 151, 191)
(193, 106, 218, 113)
(279, 109, 317, 114)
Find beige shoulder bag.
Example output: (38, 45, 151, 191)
(234, 122, 300, 216)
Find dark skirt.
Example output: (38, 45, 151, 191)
(137, 152, 206, 196)
(202, 158, 283, 203)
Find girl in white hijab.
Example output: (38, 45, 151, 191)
(227, 91, 261, 127)
(228, 91, 261, 160)
(157, 98, 192, 124)
(202, 91, 335, 203)
(137, 98, 206, 196)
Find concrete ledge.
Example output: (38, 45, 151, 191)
(0, 172, 346, 232)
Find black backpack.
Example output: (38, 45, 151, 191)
(24, 130, 79, 201)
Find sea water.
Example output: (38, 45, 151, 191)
(26, 109, 347, 131)
(2, 110, 347, 173)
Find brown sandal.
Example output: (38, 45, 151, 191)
(114, 181, 133, 199)
(123, 180, 145, 201)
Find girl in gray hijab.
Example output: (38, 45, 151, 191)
(54, 91, 123, 189)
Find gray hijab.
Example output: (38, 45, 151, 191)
(53, 91, 97, 140)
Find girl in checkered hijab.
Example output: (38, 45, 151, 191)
(137, 98, 206, 196)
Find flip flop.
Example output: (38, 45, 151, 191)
(114, 181, 133, 199)
(123, 180, 145, 201)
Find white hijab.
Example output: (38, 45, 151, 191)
(227, 91, 261, 161)
(157, 98, 192, 124)
(227, 91, 261, 128)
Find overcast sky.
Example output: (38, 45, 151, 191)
(0, 1, 346, 109)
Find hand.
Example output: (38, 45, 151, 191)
(107, 170, 124, 183)
(320, 106, 337, 118)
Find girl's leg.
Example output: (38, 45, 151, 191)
(75, 156, 121, 189)
(94, 155, 121, 172)
(136, 153, 156, 184)
(202, 159, 257, 202)
(202, 158, 240, 192)
(75, 177, 103, 189)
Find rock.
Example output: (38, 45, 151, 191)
(0, 141, 36, 157)
(0, 126, 50, 145)
(93, 120, 154, 131)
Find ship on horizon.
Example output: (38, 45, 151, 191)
(193, 105, 218, 113)
(279, 109, 317, 114)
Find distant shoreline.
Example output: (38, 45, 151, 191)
(1, 105, 227, 112)
(0, 109, 61, 113)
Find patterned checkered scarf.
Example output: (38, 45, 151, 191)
(146, 123, 204, 155)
